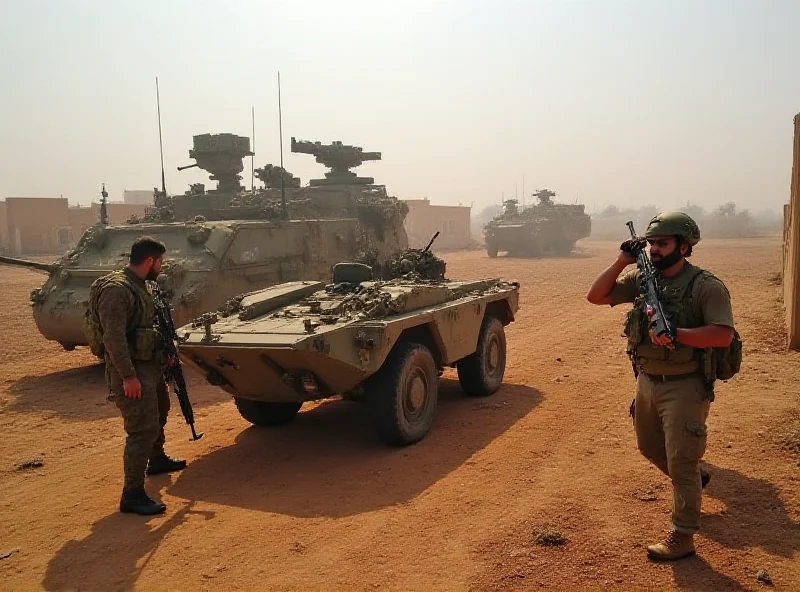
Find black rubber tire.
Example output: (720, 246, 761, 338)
(367, 342, 439, 446)
(553, 240, 575, 256)
(487, 244, 499, 258)
(234, 398, 302, 427)
(457, 315, 507, 396)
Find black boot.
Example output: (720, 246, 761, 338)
(146, 452, 187, 476)
(701, 468, 710, 489)
(119, 488, 166, 515)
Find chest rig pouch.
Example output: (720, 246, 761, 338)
(624, 267, 706, 374)
(130, 280, 158, 362)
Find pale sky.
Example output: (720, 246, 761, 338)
(1, 0, 798, 214)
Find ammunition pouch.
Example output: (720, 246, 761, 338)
(130, 328, 157, 361)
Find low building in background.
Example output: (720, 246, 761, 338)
(123, 189, 154, 205)
(0, 197, 148, 255)
(0, 201, 8, 253)
(402, 198, 472, 250)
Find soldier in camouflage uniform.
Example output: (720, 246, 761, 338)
(586, 212, 735, 561)
(94, 236, 187, 515)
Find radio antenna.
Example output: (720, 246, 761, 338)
(155, 76, 167, 198)
(278, 70, 287, 218)
(251, 105, 256, 195)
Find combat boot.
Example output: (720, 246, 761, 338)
(119, 488, 166, 516)
(146, 452, 187, 475)
(646, 529, 696, 561)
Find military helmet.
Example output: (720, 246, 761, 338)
(645, 211, 701, 246)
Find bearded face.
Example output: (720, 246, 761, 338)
(648, 236, 684, 271)
(145, 256, 164, 281)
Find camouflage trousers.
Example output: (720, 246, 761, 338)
(634, 373, 711, 535)
(107, 360, 170, 491)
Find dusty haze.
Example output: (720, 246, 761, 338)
(0, 0, 798, 214)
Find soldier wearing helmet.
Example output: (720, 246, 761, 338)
(586, 210, 735, 562)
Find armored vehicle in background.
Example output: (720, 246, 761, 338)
(483, 189, 591, 257)
(0, 133, 409, 352)
(175, 251, 520, 446)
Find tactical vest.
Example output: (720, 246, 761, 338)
(624, 264, 707, 375)
(623, 263, 742, 383)
(83, 269, 159, 361)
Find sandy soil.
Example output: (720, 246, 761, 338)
(1, 237, 798, 591)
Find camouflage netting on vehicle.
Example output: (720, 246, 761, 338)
(217, 293, 248, 318)
(383, 249, 446, 280)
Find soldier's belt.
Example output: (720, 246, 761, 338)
(641, 371, 700, 383)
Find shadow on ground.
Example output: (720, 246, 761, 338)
(168, 379, 542, 518)
(667, 462, 800, 591)
(667, 555, 745, 592)
(42, 502, 216, 592)
(698, 463, 800, 558)
(6, 363, 229, 421)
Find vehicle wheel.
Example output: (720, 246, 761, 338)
(487, 244, 499, 258)
(367, 342, 439, 446)
(234, 398, 302, 427)
(457, 315, 507, 396)
(554, 240, 575, 256)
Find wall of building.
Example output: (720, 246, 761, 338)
(0, 201, 8, 252)
(106, 203, 148, 224)
(784, 113, 800, 350)
(402, 198, 472, 250)
(68, 203, 148, 236)
(67, 206, 99, 236)
(5, 198, 71, 255)
(0, 199, 151, 256)
(123, 189, 154, 205)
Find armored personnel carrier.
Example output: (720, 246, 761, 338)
(483, 189, 591, 257)
(175, 250, 520, 446)
(0, 133, 409, 352)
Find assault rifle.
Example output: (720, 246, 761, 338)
(625, 221, 675, 345)
(152, 282, 204, 441)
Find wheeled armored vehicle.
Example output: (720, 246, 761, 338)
(484, 189, 591, 257)
(175, 255, 520, 445)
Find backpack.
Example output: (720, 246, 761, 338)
(708, 328, 742, 381)
(688, 270, 742, 382)
(83, 273, 142, 358)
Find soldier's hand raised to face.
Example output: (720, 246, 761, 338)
(618, 238, 646, 265)
(123, 377, 143, 399)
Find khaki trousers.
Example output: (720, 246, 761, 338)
(634, 372, 711, 534)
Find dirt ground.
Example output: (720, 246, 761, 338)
(1, 237, 798, 591)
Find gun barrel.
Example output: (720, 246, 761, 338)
(0, 255, 56, 273)
(423, 231, 440, 252)
(177, 163, 199, 172)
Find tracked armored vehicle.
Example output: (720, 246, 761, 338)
(175, 249, 520, 446)
(0, 133, 408, 352)
(484, 189, 591, 257)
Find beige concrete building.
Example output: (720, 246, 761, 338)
(0, 201, 8, 252)
(5, 198, 73, 255)
(785, 113, 800, 350)
(0, 197, 148, 256)
(123, 189, 154, 205)
(402, 198, 472, 250)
